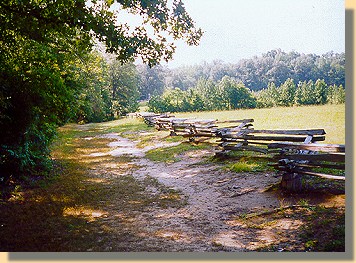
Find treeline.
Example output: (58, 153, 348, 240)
(148, 77, 345, 113)
(137, 49, 345, 99)
(0, 47, 141, 186)
(255, 79, 345, 108)
(73, 53, 140, 124)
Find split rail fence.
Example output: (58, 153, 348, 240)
(136, 112, 345, 191)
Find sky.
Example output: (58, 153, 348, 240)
(161, 0, 345, 68)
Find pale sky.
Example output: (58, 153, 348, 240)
(162, 0, 345, 68)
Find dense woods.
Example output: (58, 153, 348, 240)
(138, 50, 345, 100)
(147, 76, 344, 113)
(139, 49, 345, 113)
(0, 0, 202, 184)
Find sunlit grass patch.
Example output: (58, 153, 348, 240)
(174, 104, 345, 144)
(212, 150, 274, 173)
(102, 118, 154, 134)
(135, 132, 163, 148)
(63, 206, 108, 222)
(145, 142, 210, 163)
(163, 135, 185, 143)
(226, 161, 260, 173)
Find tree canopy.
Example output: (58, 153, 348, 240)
(138, 50, 345, 98)
(0, 0, 203, 185)
(148, 77, 345, 113)
(1, 0, 203, 65)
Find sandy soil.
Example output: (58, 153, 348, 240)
(0, 126, 345, 252)
(84, 132, 341, 252)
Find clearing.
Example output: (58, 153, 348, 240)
(0, 115, 345, 252)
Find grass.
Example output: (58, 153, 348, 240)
(145, 142, 210, 163)
(212, 149, 275, 173)
(98, 118, 155, 135)
(174, 104, 345, 144)
(135, 131, 184, 149)
(226, 161, 260, 173)
(138, 100, 149, 112)
(1, 119, 188, 251)
(299, 206, 345, 251)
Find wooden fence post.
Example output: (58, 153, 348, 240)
(280, 172, 303, 192)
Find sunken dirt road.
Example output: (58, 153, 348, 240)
(0, 120, 345, 252)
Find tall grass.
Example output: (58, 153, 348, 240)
(174, 104, 345, 144)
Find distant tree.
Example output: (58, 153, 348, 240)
(190, 90, 205, 111)
(277, 78, 296, 106)
(255, 82, 279, 108)
(327, 84, 345, 104)
(292, 54, 318, 82)
(194, 78, 220, 110)
(313, 79, 328, 105)
(163, 49, 345, 92)
(109, 61, 140, 116)
(294, 80, 315, 106)
(147, 95, 168, 113)
(74, 52, 113, 123)
(137, 64, 166, 100)
(218, 76, 256, 109)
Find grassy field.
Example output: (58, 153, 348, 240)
(172, 104, 345, 144)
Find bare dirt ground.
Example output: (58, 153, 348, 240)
(81, 131, 345, 252)
(0, 124, 345, 252)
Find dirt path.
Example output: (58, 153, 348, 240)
(0, 123, 345, 252)
(82, 131, 343, 251)
(85, 132, 279, 251)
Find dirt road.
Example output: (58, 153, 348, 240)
(0, 122, 345, 252)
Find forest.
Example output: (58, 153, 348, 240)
(147, 76, 345, 113)
(141, 50, 345, 112)
(138, 49, 345, 100)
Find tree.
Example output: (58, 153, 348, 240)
(162, 49, 345, 92)
(74, 52, 113, 123)
(147, 95, 168, 113)
(137, 64, 166, 100)
(277, 78, 296, 106)
(194, 78, 220, 110)
(218, 76, 256, 109)
(0, 0, 203, 183)
(327, 84, 345, 104)
(294, 80, 315, 106)
(109, 61, 140, 116)
(313, 79, 328, 105)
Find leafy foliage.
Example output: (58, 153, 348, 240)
(137, 64, 166, 100)
(139, 50, 344, 97)
(109, 60, 140, 116)
(0, 0, 202, 183)
(148, 76, 344, 113)
(148, 77, 256, 112)
(255, 79, 345, 109)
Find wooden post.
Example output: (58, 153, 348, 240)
(280, 172, 303, 192)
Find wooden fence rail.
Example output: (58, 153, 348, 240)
(269, 142, 345, 191)
(137, 112, 175, 126)
(137, 112, 345, 191)
(217, 128, 326, 154)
